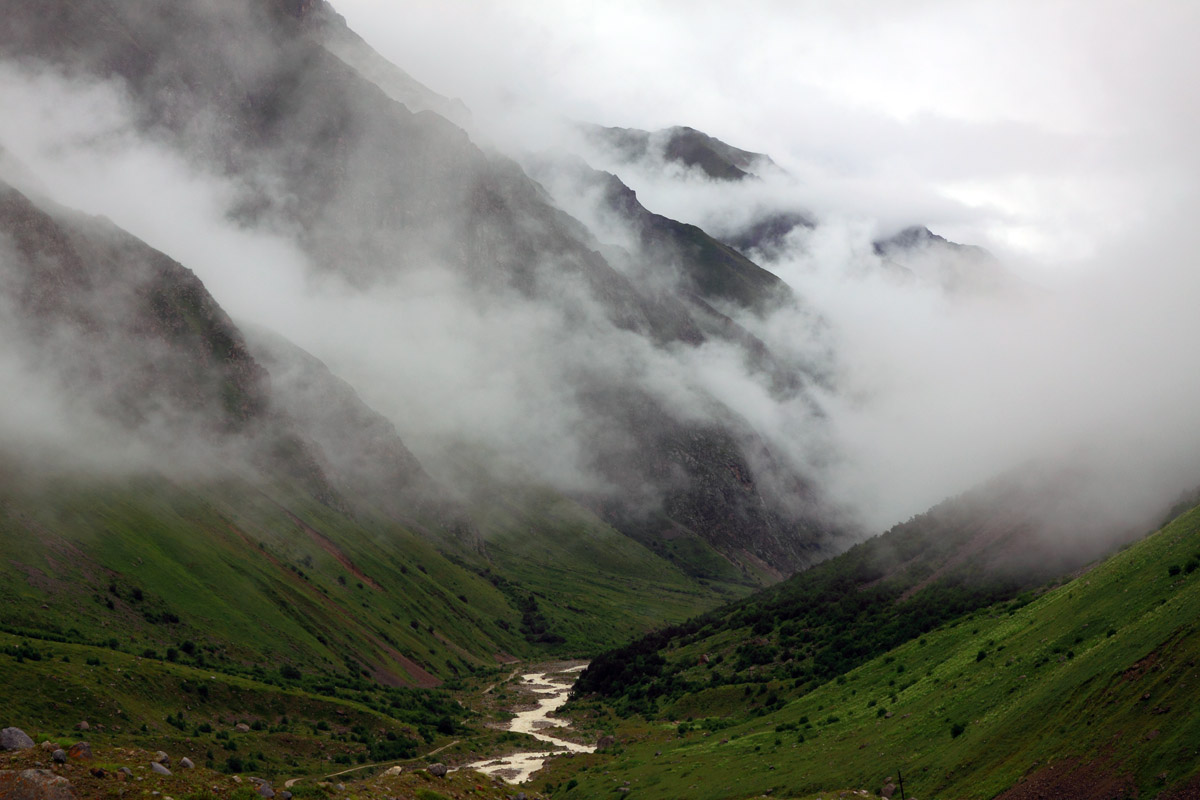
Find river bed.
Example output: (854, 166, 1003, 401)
(461, 663, 594, 783)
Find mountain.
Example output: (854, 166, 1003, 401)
(0, 0, 846, 577)
(0, 173, 741, 684)
(874, 224, 1018, 295)
(556, 485, 1200, 799)
(577, 123, 777, 182)
(572, 461, 1156, 710)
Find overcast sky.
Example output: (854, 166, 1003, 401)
(335, 0, 1199, 270)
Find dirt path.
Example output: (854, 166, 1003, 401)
(282, 740, 462, 788)
(482, 667, 520, 694)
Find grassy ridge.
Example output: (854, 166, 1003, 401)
(546, 505, 1200, 799)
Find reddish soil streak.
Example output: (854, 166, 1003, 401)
(994, 757, 1137, 800)
(280, 508, 382, 590)
(222, 521, 439, 688)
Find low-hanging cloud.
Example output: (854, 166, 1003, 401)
(3, 0, 1200, 554)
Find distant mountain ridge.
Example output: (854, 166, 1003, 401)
(578, 122, 777, 181)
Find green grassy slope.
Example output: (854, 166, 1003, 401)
(472, 489, 746, 652)
(571, 469, 1124, 714)
(0, 468, 730, 692)
(549, 504, 1200, 799)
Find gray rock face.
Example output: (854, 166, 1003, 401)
(427, 763, 448, 778)
(0, 769, 79, 800)
(0, 728, 35, 751)
(149, 762, 172, 776)
(179, 757, 194, 769)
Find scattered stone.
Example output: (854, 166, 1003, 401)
(235, 724, 251, 733)
(153, 752, 170, 766)
(247, 778, 267, 786)
(74, 723, 89, 732)
(150, 763, 172, 776)
(381, 766, 403, 777)
(596, 735, 616, 750)
(336, 784, 345, 791)
(280, 792, 292, 800)
(65, 743, 91, 760)
(118, 768, 133, 778)
(179, 758, 194, 770)
(257, 784, 275, 798)
(40, 742, 56, 751)
(232, 776, 242, 784)
(1, 728, 35, 751)
(0, 768, 79, 800)
(427, 763, 448, 778)
(51, 751, 66, 764)
(881, 782, 897, 798)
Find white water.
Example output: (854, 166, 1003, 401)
(461, 664, 594, 783)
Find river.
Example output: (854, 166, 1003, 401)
(461, 662, 595, 783)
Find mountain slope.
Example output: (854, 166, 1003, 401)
(573, 463, 1157, 709)
(0, 174, 734, 685)
(553, 499, 1200, 800)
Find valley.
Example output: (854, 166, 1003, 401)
(2, 0, 1199, 798)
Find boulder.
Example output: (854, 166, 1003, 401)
(427, 763, 448, 778)
(257, 784, 275, 798)
(51, 751, 66, 764)
(65, 743, 91, 760)
(280, 792, 292, 800)
(73, 723, 89, 732)
(381, 766, 403, 777)
(179, 757, 194, 769)
(0, 769, 79, 800)
(0, 728, 35, 751)
(235, 723, 251, 733)
(150, 762, 171, 776)
(882, 782, 897, 798)
(153, 751, 170, 765)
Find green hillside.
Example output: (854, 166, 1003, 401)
(548, 504, 1200, 799)
(0, 467, 730, 691)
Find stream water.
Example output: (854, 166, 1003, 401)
(461, 663, 595, 783)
